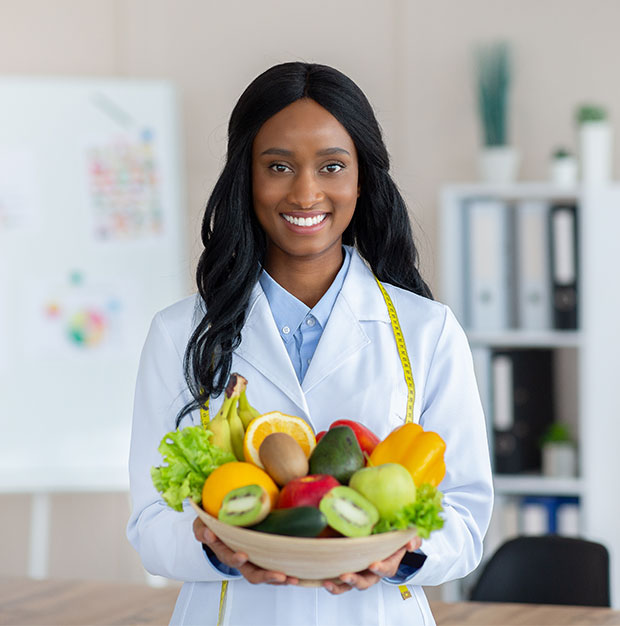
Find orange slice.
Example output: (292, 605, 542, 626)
(243, 411, 316, 467)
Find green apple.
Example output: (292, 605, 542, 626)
(349, 463, 416, 520)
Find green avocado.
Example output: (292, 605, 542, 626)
(309, 425, 364, 484)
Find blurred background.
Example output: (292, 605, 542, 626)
(1, 0, 619, 607)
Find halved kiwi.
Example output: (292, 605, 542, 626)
(218, 484, 271, 526)
(319, 486, 379, 537)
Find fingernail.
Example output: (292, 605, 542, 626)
(203, 529, 215, 543)
(369, 567, 381, 575)
(342, 576, 353, 584)
(325, 583, 334, 592)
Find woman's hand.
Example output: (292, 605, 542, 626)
(323, 536, 422, 595)
(193, 517, 299, 586)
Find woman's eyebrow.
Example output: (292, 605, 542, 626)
(259, 147, 351, 157)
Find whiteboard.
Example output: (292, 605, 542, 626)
(0, 78, 188, 491)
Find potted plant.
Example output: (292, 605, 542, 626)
(550, 147, 577, 186)
(475, 41, 519, 183)
(540, 423, 577, 478)
(576, 104, 613, 185)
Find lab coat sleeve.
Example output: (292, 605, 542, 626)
(384, 305, 493, 587)
(126, 312, 238, 582)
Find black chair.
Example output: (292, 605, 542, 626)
(469, 535, 610, 606)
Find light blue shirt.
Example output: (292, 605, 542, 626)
(258, 247, 352, 383)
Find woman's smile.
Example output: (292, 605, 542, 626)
(281, 211, 329, 229)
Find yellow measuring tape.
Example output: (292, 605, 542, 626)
(207, 277, 416, 620)
(374, 277, 417, 600)
(217, 580, 228, 626)
(374, 276, 415, 425)
(200, 400, 210, 429)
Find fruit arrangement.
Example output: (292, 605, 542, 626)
(152, 373, 445, 542)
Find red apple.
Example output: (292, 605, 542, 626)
(277, 474, 340, 509)
(329, 419, 380, 457)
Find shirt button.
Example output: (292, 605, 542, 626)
(307, 359, 311, 365)
(282, 326, 290, 335)
(306, 318, 316, 327)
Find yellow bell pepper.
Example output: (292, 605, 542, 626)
(369, 423, 446, 487)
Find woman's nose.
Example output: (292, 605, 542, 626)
(286, 169, 324, 208)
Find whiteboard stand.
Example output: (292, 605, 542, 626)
(28, 492, 51, 579)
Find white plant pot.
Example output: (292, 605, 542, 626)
(479, 146, 520, 184)
(579, 121, 613, 185)
(542, 442, 577, 478)
(550, 157, 578, 187)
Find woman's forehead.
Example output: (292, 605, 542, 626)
(253, 99, 355, 153)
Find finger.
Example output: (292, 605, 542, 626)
(323, 580, 353, 595)
(368, 547, 407, 578)
(192, 517, 207, 542)
(339, 571, 381, 591)
(202, 530, 249, 569)
(238, 561, 287, 585)
(406, 536, 422, 552)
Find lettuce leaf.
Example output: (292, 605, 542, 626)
(151, 426, 235, 512)
(372, 483, 445, 539)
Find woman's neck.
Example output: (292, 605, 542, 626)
(263, 245, 345, 308)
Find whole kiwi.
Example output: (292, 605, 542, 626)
(259, 432, 309, 486)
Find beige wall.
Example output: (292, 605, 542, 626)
(1, 0, 619, 584)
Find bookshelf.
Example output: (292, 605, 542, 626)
(439, 182, 620, 607)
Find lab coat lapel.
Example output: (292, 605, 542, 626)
(302, 250, 388, 393)
(236, 284, 309, 416)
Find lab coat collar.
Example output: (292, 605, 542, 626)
(236, 247, 391, 416)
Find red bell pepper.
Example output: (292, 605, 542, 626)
(329, 419, 380, 457)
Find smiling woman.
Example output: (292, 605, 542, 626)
(126, 62, 493, 626)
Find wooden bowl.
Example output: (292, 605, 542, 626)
(189, 499, 417, 586)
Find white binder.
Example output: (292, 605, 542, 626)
(466, 198, 512, 330)
(515, 200, 551, 330)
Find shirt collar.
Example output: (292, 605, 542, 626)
(258, 246, 352, 341)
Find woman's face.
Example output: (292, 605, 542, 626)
(252, 98, 359, 267)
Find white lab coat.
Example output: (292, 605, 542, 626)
(127, 247, 493, 626)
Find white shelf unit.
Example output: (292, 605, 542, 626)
(439, 182, 620, 607)
(493, 475, 584, 497)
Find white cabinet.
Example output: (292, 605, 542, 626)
(439, 183, 620, 607)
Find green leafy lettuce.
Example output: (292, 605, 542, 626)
(151, 426, 235, 512)
(372, 483, 445, 539)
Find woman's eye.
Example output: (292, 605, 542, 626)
(269, 163, 292, 173)
(321, 163, 344, 173)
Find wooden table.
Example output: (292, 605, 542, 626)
(2, 577, 620, 625)
(0, 578, 179, 625)
(431, 600, 620, 625)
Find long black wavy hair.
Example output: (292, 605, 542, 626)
(177, 61, 432, 424)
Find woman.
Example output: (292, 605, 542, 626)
(127, 62, 493, 626)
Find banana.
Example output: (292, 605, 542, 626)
(208, 410, 234, 455)
(238, 389, 261, 429)
(205, 393, 235, 453)
(228, 400, 246, 461)
(206, 373, 255, 460)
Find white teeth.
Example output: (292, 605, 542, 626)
(283, 214, 326, 227)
